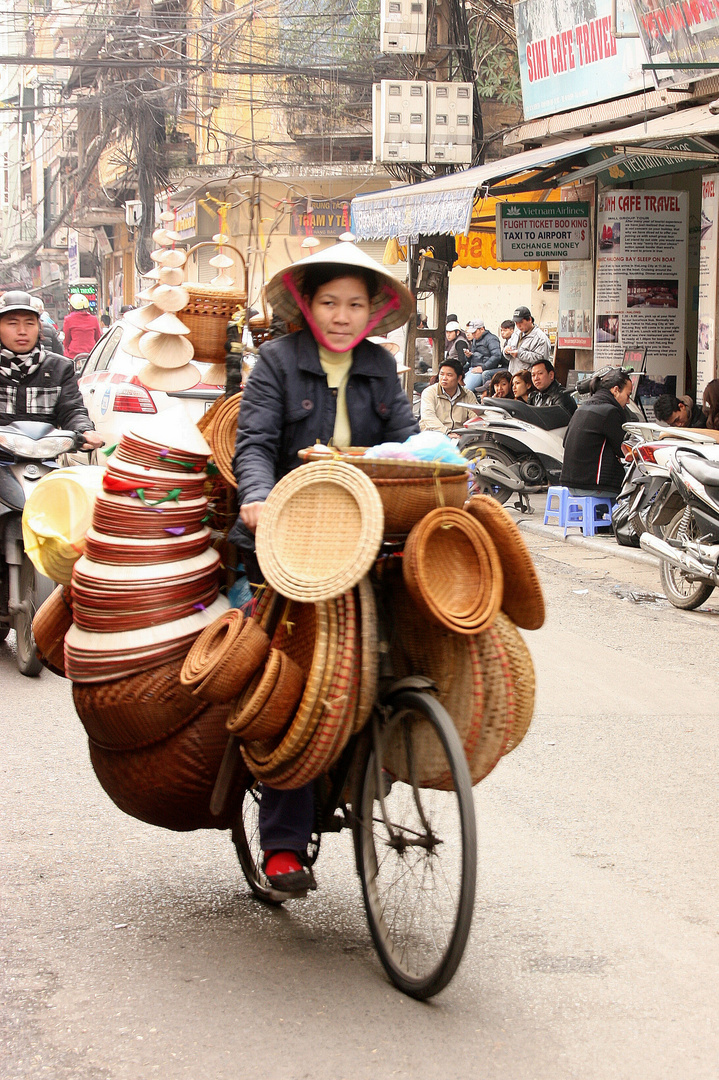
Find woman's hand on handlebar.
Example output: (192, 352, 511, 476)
(240, 501, 265, 532)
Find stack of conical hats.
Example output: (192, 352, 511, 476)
(121, 213, 199, 391)
(64, 406, 229, 681)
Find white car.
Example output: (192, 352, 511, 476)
(68, 324, 224, 465)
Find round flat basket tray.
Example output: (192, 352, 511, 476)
(256, 460, 384, 602)
(207, 394, 241, 489)
(177, 283, 246, 363)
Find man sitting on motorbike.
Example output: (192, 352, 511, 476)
(654, 393, 706, 429)
(420, 356, 479, 438)
(528, 358, 577, 417)
(0, 292, 103, 450)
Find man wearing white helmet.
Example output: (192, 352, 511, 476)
(0, 291, 103, 448)
(63, 292, 101, 361)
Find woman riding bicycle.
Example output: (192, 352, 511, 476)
(228, 242, 416, 898)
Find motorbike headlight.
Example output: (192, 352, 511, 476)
(0, 432, 75, 458)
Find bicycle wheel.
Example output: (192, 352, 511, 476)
(353, 690, 477, 1000)
(231, 783, 284, 907)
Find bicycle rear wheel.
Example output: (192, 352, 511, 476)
(354, 690, 477, 999)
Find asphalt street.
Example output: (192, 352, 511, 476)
(1, 525, 717, 1080)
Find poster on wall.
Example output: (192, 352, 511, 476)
(558, 184, 594, 348)
(697, 173, 719, 396)
(594, 190, 687, 388)
(628, 0, 719, 84)
(515, 0, 646, 121)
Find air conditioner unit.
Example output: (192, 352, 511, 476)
(380, 0, 426, 54)
(53, 227, 68, 248)
(373, 81, 426, 164)
(125, 200, 143, 227)
(427, 82, 473, 164)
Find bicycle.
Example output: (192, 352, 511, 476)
(227, 572, 478, 1001)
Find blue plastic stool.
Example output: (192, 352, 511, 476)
(563, 495, 616, 537)
(544, 486, 570, 527)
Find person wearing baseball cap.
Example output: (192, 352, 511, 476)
(0, 291, 102, 448)
(419, 355, 479, 437)
(63, 292, 101, 361)
(502, 306, 551, 375)
(445, 320, 470, 366)
(464, 318, 503, 392)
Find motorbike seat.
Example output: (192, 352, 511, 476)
(678, 452, 719, 491)
(486, 399, 568, 431)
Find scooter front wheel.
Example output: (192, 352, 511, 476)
(659, 510, 715, 610)
(15, 557, 54, 677)
(466, 444, 516, 505)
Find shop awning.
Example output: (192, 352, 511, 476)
(351, 104, 719, 240)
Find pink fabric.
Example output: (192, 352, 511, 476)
(282, 272, 402, 353)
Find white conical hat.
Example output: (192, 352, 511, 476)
(129, 402, 211, 456)
(266, 242, 414, 335)
(139, 331, 194, 368)
(145, 311, 191, 335)
(123, 303, 163, 330)
(139, 362, 201, 392)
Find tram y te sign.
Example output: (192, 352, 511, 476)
(495, 202, 591, 262)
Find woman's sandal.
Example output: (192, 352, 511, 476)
(262, 850, 317, 898)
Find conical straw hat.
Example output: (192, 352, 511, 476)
(123, 304, 163, 330)
(151, 285, 190, 313)
(145, 311, 191, 335)
(139, 332, 194, 368)
(266, 243, 414, 335)
(139, 362, 201, 391)
(129, 403, 211, 457)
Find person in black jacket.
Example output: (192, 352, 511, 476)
(560, 369, 632, 496)
(0, 291, 102, 448)
(230, 244, 416, 899)
(528, 358, 577, 417)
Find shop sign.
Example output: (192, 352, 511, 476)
(69, 282, 99, 314)
(175, 200, 197, 240)
(290, 198, 352, 236)
(697, 172, 719, 393)
(67, 228, 80, 284)
(515, 0, 646, 121)
(594, 189, 688, 388)
(585, 139, 715, 186)
(496, 202, 591, 261)
(627, 0, 719, 85)
(558, 184, 595, 349)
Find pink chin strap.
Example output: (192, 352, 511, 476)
(282, 272, 402, 353)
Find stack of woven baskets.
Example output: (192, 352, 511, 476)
(32, 420, 240, 831)
(232, 454, 545, 792)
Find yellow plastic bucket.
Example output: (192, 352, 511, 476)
(22, 466, 105, 585)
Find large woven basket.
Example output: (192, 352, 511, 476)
(88, 702, 242, 831)
(177, 284, 246, 364)
(298, 447, 468, 481)
(73, 656, 205, 751)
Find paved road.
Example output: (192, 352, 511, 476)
(1, 532, 717, 1080)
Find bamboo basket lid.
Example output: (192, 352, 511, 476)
(464, 496, 545, 630)
(206, 394, 241, 488)
(492, 612, 535, 755)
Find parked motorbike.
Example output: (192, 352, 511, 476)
(639, 442, 719, 609)
(457, 399, 568, 507)
(0, 421, 80, 675)
(612, 423, 715, 547)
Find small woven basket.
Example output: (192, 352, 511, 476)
(374, 473, 468, 537)
(177, 243, 247, 363)
(227, 648, 305, 741)
(181, 610, 270, 704)
(33, 585, 73, 677)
